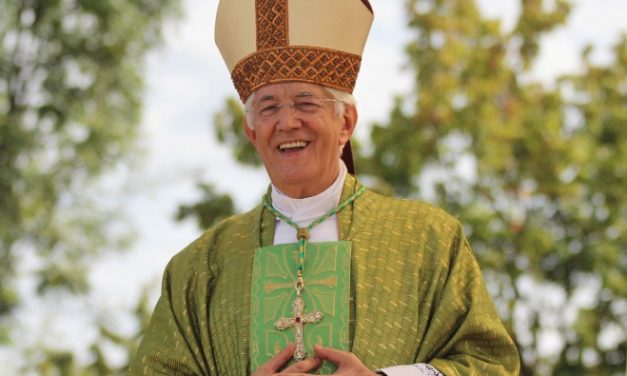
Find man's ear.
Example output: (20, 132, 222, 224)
(243, 117, 257, 145)
(339, 104, 358, 145)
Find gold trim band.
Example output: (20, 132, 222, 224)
(232, 46, 362, 101)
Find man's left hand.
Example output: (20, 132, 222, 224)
(273, 345, 379, 375)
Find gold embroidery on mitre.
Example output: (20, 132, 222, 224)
(256, 0, 288, 50)
(232, 46, 362, 101)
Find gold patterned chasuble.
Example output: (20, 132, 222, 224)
(129, 174, 520, 375)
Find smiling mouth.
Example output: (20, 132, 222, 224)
(278, 141, 309, 152)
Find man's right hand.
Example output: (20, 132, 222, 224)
(252, 343, 322, 376)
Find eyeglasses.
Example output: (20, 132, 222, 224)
(248, 98, 339, 121)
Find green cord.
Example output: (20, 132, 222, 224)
(263, 185, 365, 273)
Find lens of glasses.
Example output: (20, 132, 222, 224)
(255, 99, 336, 119)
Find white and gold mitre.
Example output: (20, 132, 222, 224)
(215, 0, 374, 102)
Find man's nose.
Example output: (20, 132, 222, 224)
(276, 104, 303, 131)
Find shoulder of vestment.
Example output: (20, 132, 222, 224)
(357, 188, 463, 239)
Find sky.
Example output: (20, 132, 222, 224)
(3, 0, 627, 373)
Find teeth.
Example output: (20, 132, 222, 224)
(279, 141, 307, 150)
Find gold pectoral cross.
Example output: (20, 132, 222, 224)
(275, 295, 323, 360)
(274, 274, 323, 361)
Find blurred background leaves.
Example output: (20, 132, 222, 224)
(1, 0, 180, 373)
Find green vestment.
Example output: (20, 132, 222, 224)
(129, 174, 520, 375)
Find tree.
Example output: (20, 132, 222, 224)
(363, 0, 626, 374)
(27, 288, 154, 376)
(180, 0, 626, 374)
(0, 0, 180, 370)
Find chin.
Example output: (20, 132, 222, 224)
(278, 171, 314, 185)
(271, 167, 316, 186)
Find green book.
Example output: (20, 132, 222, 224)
(250, 241, 351, 374)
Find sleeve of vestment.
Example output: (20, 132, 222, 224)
(418, 222, 520, 375)
(128, 248, 215, 375)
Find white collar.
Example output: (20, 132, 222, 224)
(270, 160, 347, 225)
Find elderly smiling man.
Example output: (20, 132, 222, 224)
(129, 1, 520, 375)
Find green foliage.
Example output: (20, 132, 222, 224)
(176, 183, 236, 230)
(516, 0, 571, 68)
(177, 98, 260, 231)
(0, 0, 179, 313)
(214, 97, 262, 167)
(361, 0, 626, 374)
(26, 288, 154, 376)
(0, 0, 180, 372)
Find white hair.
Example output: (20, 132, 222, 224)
(244, 86, 356, 129)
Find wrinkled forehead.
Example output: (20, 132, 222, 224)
(252, 82, 330, 103)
